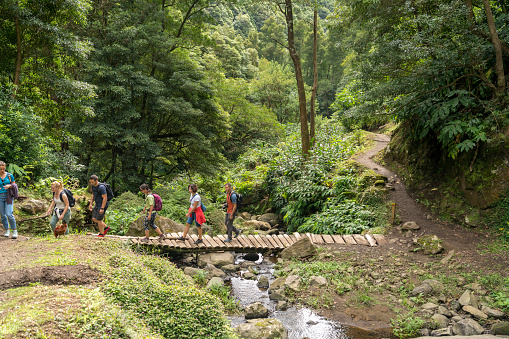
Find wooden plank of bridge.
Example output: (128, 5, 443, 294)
(342, 234, 357, 245)
(265, 235, 280, 249)
(331, 234, 345, 244)
(248, 235, 264, 249)
(364, 234, 377, 247)
(213, 235, 227, 250)
(164, 238, 178, 249)
(293, 232, 302, 240)
(236, 234, 250, 249)
(313, 234, 324, 244)
(353, 234, 369, 246)
(305, 233, 314, 244)
(189, 235, 206, 249)
(266, 235, 282, 249)
(276, 235, 289, 247)
(372, 234, 387, 246)
(322, 234, 335, 244)
(240, 235, 255, 249)
(255, 235, 270, 249)
(289, 233, 298, 244)
(199, 235, 213, 248)
(258, 235, 274, 249)
(283, 234, 294, 246)
(217, 235, 233, 248)
(204, 235, 220, 248)
(170, 233, 186, 249)
(230, 237, 243, 248)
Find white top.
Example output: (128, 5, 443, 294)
(54, 193, 70, 216)
(190, 193, 201, 209)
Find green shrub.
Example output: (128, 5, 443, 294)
(103, 252, 235, 339)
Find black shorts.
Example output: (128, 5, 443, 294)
(92, 205, 107, 221)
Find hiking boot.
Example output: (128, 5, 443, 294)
(177, 236, 187, 241)
(12, 230, 18, 239)
(3, 229, 9, 237)
(194, 238, 203, 245)
(141, 237, 150, 243)
(234, 229, 243, 238)
(159, 233, 166, 240)
(103, 226, 111, 236)
(224, 238, 232, 242)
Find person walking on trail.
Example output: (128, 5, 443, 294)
(45, 181, 71, 236)
(224, 183, 242, 242)
(139, 184, 165, 243)
(177, 184, 205, 245)
(88, 175, 110, 237)
(0, 161, 18, 239)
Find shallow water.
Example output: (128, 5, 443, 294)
(229, 253, 351, 339)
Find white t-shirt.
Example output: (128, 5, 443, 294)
(190, 193, 201, 209)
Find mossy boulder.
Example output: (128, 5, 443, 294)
(413, 235, 444, 255)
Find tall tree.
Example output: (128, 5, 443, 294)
(481, 0, 506, 95)
(276, 0, 310, 155)
(309, 6, 318, 146)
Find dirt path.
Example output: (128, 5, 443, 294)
(356, 133, 503, 264)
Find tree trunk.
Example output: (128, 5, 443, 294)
(309, 8, 318, 147)
(14, 14, 22, 93)
(284, 0, 310, 155)
(481, 0, 506, 95)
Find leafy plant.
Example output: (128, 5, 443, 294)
(392, 313, 425, 339)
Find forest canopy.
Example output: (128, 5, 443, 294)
(0, 0, 507, 190)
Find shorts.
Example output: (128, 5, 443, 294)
(186, 212, 201, 227)
(92, 205, 107, 221)
(143, 211, 158, 231)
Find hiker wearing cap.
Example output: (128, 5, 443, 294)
(139, 183, 165, 243)
(177, 184, 205, 244)
(45, 181, 71, 235)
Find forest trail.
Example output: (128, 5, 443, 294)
(355, 133, 508, 269)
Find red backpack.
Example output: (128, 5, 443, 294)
(152, 194, 163, 211)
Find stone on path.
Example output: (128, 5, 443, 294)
(197, 252, 234, 268)
(462, 305, 488, 320)
(236, 318, 288, 339)
(411, 279, 445, 297)
(243, 272, 256, 280)
(309, 276, 328, 287)
(268, 277, 286, 294)
(183, 267, 205, 277)
(421, 303, 439, 311)
(492, 322, 509, 335)
(401, 221, 420, 230)
(413, 235, 444, 255)
(276, 300, 289, 311)
(430, 327, 452, 336)
(280, 237, 316, 259)
(206, 264, 226, 279)
(437, 305, 452, 318)
(222, 264, 239, 273)
(206, 277, 224, 289)
(458, 290, 478, 308)
(452, 318, 485, 336)
(269, 289, 285, 301)
(481, 306, 505, 319)
(284, 275, 300, 292)
(245, 302, 269, 319)
(431, 314, 449, 329)
(440, 250, 455, 265)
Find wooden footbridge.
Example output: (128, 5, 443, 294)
(98, 232, 388, 253)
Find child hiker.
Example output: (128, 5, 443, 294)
(139, 184, 165, 243)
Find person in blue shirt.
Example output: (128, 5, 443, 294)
(88, 175, 111, 238)
(0, 161, 17, 239)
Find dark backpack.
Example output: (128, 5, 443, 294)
(152, 193, 162, 211)
(56, 189, 76, 207)
(100, 183, 114, 201)
(232, 192, 243, 211)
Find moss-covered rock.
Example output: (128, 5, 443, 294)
(413, 235, 444, 255)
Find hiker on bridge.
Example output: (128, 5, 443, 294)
(45, 181, 71, 235)
(178, 184, 205, 244)
(224, 183, 242, 242)
(139, 184, 165, 243)
(88, 175, 110, 238)
(0, 161, 18, 239)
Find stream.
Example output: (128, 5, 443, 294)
(227, 253, 392, 339)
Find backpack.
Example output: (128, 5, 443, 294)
(152, 193, 162, 211)
(232, 192, 243, 211)
(99, 183, 114, 201)
(55, 189, 76, 207)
